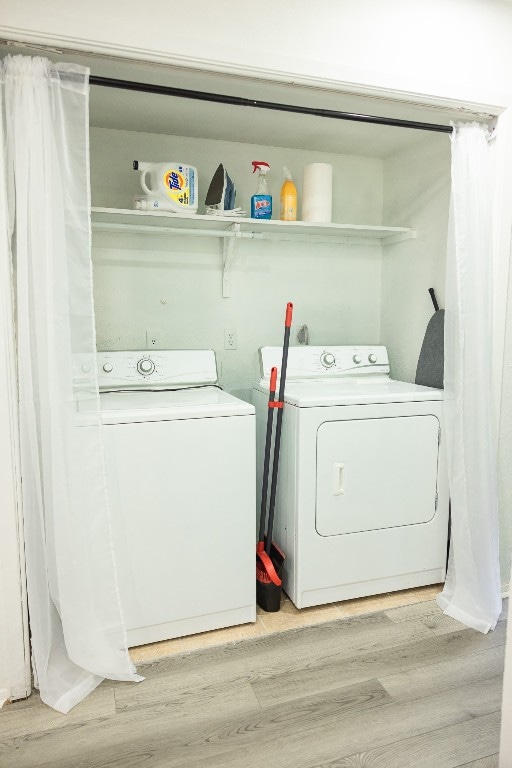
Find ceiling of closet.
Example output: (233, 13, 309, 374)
(0, 41, 493, 158)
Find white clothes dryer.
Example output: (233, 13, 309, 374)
(253, 345, 449, 609)
(82, 350, 256, 647)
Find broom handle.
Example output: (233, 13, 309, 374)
(258, 367, 277, 544)
(265, 302, 293, 555)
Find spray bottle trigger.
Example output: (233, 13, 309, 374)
(252, 161, 270, 174)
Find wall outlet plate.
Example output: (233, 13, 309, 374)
(146, 330, 160, 348)
(224, 329, 237, 350)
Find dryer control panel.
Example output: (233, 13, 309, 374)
(258, 346, 390, 381)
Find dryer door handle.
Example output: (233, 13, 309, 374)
(333, 463, 345, 496)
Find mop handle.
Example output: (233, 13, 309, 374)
(265, 302, 293, 555)
(258, 366, 278, 544)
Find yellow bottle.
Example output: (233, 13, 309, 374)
(280, 167, 297, 221)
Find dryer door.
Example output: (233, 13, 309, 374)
(316, 415, 440, 536)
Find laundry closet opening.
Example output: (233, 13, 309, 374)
(84, 63, 463, 401)
(0, 43, 507, 724)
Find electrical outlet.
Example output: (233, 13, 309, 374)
(224, 329, 237, 350)
(146, 330, 160, 348)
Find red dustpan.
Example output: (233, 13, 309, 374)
(256, 302, 293, 612)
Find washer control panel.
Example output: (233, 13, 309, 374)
(259, 346, 390, 380)
(96, 350, 218, 390)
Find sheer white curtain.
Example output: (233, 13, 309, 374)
(437, 122, 502, 633)
(1, 55, 142, 713)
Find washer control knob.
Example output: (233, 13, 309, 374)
(137, 357, 155, 376)
(368, 353, 378, 364)
(102, 363, 113, 373)
(81, 364, 91, 373)
(352, 354, 362, 365)
(320, 351, 336, 368)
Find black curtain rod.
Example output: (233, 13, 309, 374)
(89, 75, 453, 134)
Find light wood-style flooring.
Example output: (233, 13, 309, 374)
(0, 595, 507, 768)
(129, 584, 444, 662)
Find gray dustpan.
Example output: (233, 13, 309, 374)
(415, 288, 444, 389)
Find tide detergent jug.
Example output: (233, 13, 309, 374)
(133, 161, 198, 213)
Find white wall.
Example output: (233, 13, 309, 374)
(91, 127, 384, 395)
(500, 562, 512, 767)
(499, 305, 512, 766)
(3, 1, 512, 109)
(498, 262, 512, 588)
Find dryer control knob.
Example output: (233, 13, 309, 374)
(137, 358, 155, 376)
(102, 363, 113, 373)
(368, 353, 378, 364)
(352, 354, 362, 364)
(320, 352, 336, 368)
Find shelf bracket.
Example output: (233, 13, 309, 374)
(382, 230, 417, 246)
(222, 223, 241, 298)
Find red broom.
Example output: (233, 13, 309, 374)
(256, 302, 293, 611)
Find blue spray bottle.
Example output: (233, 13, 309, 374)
(251, 161, 272, 219)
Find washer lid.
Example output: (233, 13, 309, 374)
(78, 386, 254, 424)
(280, 378, 443, 407)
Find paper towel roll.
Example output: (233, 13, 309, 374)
(301, 163, 333, 223)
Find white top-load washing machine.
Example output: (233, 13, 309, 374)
(84, 350, 256, 647)
(253, 345, 449, 609)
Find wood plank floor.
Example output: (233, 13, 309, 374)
(0, 598, 506, 768)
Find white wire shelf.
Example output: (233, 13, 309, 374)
(91, 208, 416, 297)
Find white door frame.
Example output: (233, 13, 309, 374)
(0, 242, 30, 704)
